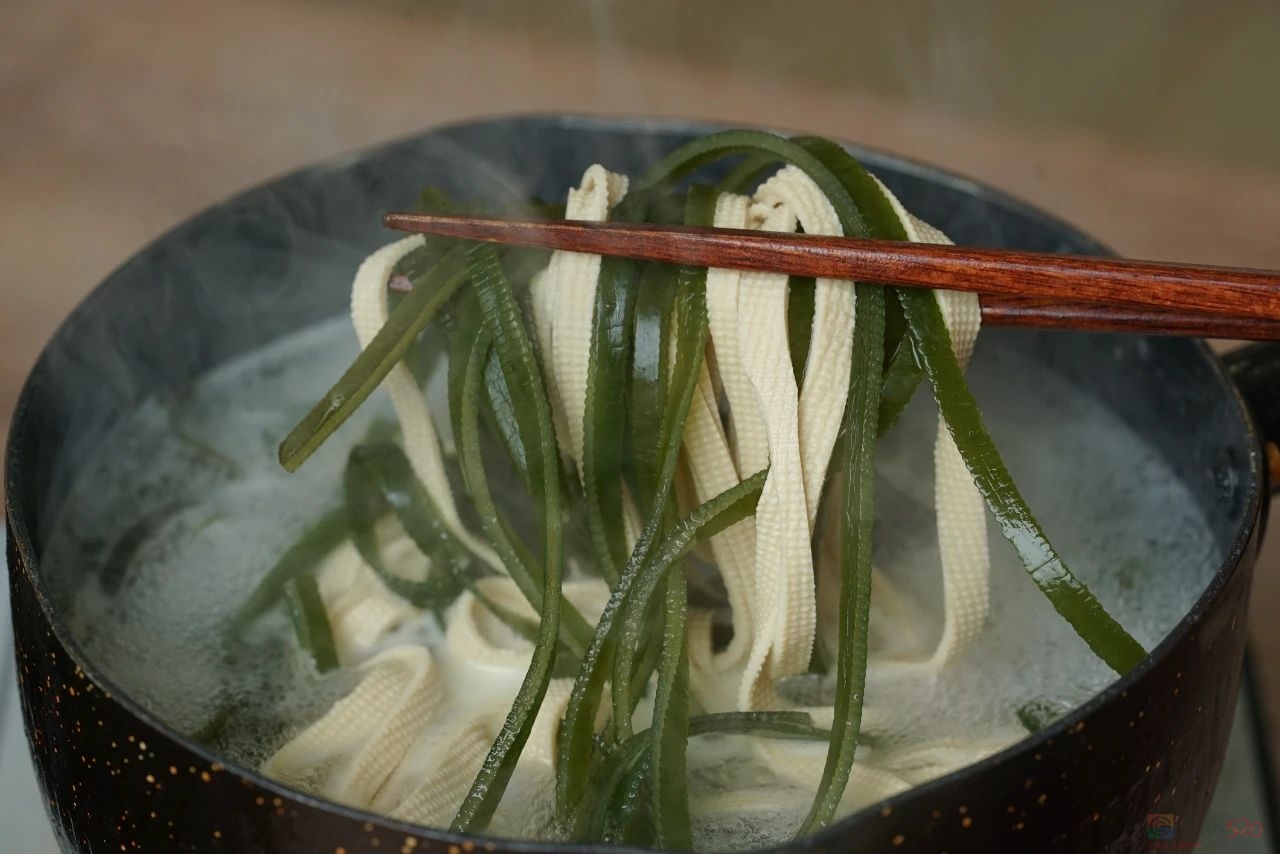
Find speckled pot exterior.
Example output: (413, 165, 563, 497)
(4, 115, 1270, 853)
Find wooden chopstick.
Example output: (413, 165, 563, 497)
(383, 212, 1280, 341)
(978, 296, 1277, 340)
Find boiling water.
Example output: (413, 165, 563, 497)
(42, 316, 1223, 849)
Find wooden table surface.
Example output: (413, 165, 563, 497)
(4, 0, 1280, 788)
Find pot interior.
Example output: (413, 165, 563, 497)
(4, 114, 1260, 837)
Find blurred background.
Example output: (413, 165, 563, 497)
(3, 0, 1280, 816)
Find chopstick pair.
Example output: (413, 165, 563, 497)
(383, 212, 1280, 342)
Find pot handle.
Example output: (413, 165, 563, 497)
(1224, 342, 1280, 493)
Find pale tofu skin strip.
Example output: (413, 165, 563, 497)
(532, 166, 646, 555)
(705, 194, 770, 477)
(267, 577, 609, 825)
(349, 235, 500, 571)
(379, 717, 496, 827)
(756, 166, 856, 519)
(373, 580, 605, 831)
(879, 179, 991, 670)
(312, 540, 418, 663)
(735, 197, 815, 710)
(262, 644, 441, 807)
(528, 267, 574, 458)
(726, 172, 992, 793)
(684, 192, 760, 674)
(684, 368, 758, 671)
(736, 165, 860, 711)
(545, 165, 630, 471)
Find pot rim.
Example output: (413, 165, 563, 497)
(3, 111, 1265, 852)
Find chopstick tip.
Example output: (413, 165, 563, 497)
(383, 211, 412, 231)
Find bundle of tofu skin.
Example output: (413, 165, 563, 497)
(260, 163, 1025, 839)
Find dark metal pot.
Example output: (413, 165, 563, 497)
(6, 115, 1279, 853)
